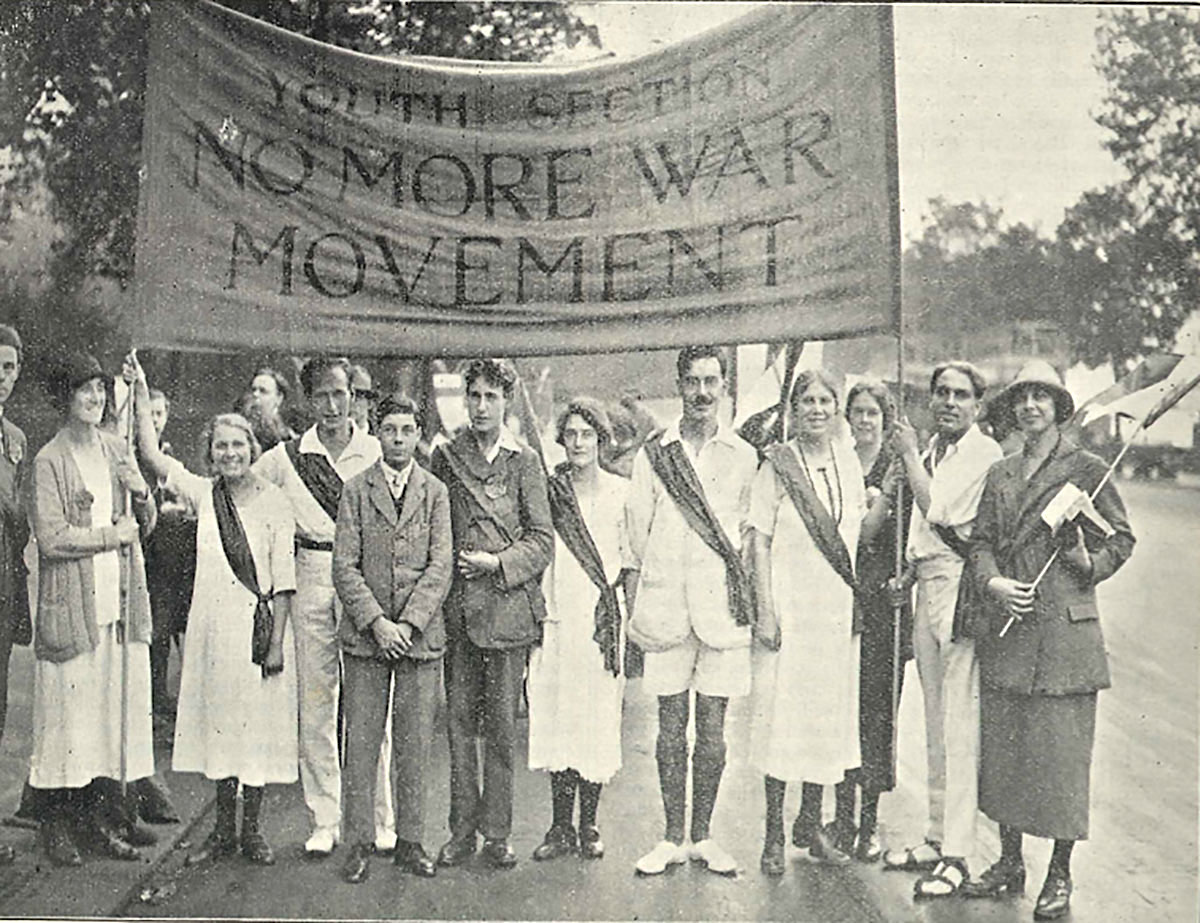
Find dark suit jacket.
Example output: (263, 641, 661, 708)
(0, 416, 30, 644)
(431, 429, 553, 650)
(333, 460, 453, 661)
(965, 436, 1134, 695)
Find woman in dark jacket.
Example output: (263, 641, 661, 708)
(961, 361, 1134, 920)
(842, 381, 912, 861)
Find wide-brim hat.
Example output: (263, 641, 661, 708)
(992, 359, 1074, 426)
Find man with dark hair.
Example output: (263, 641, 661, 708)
(0, 325, 27, 864)
(254, 356, 386, 857)
(334, 395, 453, 884)
(348, 365, 376, 434)
(883, 359, 1002, 898)
(431, 358, 552, 870)
(624, 345, 758, 877)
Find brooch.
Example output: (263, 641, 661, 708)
(483, 477, 508, 500)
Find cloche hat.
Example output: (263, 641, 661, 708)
(991, 359, 1074, 426)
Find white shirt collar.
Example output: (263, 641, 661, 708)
(299, 419, 374, 461)
(660, 416, 738, 450)
(380, 458, 414, 498)
(478, 425, 521, 464)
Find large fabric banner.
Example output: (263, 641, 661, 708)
(134, 1, 899, 356)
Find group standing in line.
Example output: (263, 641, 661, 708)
(0, 331, 1134, 922)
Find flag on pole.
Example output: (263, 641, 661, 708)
(1069, 353, 1200, 434)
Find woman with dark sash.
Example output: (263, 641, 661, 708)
(750, 370, 888, 876)
(527, 398, 630, 861)
(844, 380, 913, 861)
(29, 353, 157, 866)
(960, 361, 1133, 920)
(129, 353, 297, 866)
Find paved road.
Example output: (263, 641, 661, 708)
(0, 480, 1195, 921)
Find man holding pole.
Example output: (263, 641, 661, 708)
(883, 361, 1002, 898)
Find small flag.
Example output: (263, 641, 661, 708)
(1069, 353, 1200, 434)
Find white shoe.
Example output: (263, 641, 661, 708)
(374, 830, 397, 854)
(690, 838, 738, 876)
(635, 840, 687, 876)
(304, 826, 338, 857)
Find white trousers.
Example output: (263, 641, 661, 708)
(294, 549, 392, 839)
(913, 556, 979, 859)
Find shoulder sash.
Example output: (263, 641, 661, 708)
(765, 443, 855, 590)
(284, 438, 343, 522)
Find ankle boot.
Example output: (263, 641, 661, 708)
(240, 785, 275, 865)
(189, 778, 238, 865)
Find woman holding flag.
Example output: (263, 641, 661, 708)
(960, 361, 1134, 920)
(527, 398, 630, 862)
(128, 352, 298, 867)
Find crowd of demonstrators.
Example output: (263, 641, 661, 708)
(0, 333, 1134, 923)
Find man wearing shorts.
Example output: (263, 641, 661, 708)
(624, 345, 759, 876)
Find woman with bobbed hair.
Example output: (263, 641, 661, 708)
(527, 397, 631, 861)
(29, 352, 157, 866)
(129, 352, 297, 867)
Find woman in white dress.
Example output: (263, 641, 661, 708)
(527, 398, 630, 861)
(130, 354, 296, 866)
(750, 369, 875, 876)
(29, 353, 156, 866)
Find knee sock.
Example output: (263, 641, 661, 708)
(214, 777, 238, 839)
(656, 694, 690, 844)
(690, 695, 728, 844)
(764, 776, 786, 843)
(241, 784, 264, 837)
(578, 780, 602, 828)
(794, 783, 823, 844)
(834, 779, 856, 834)
(550, 770, 578, 829)
(859, 788, 880, 839)
(1000, 824, 1024, 864)
(1049, 839, 1074, 877)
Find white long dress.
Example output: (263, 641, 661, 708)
(528, 469, 630, 785)
(750, 437, 866, 784)
(165, 460, 299, 785)
(30, 442, 154, 789)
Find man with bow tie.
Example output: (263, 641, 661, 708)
(333, 395, 453, 884)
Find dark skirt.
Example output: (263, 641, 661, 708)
(855, 597, 909, 793)
(979, 688, 1097, 840)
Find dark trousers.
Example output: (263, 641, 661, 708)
(444, 638, 526, 841)
(0, 614, 13, 744)
(342, 653, 440, 846)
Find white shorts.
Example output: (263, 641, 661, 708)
(642, 633, 751, 698)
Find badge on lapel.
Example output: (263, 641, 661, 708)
(483, 475, 507, 500)
(6, 440, 21, 467)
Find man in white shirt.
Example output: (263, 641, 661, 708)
(253, 356, 387, 857)
(884, 361, 1003, 898)
(624, 346, 759, 877)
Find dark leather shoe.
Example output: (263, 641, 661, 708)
(187, 828, 238, 865)
(0, 844, 16, 865)
(42, 821, 82, 867)
(809, 824, 851, 865)
(1034, 872, 1072, 920)
(791, 815, 816, 850)
(342, 843, 372, 884)
(242, 831, 276, 865)
(962, 858, 1026, 899)
(121, 823, 158, 847)
(760, 837, 785, 877)
(532, 824, 577, 861)
(394, 840, 436, 878)
(579, 825, 604, 860)
(481, 837, 518, 869)
(437, 835, 477, 867)
(134, 777, 181, 824)
(90, 819, 141, 861)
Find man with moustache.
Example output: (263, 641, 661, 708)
(624, 345, 759, 877)
(334, 396, 453, 884)
(0, 326, 27, 864)
(431, 358, 553, 871)
(254, 357, 388, 857)
(883, 361, 1003, 899)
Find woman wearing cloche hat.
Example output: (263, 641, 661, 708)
(959, 360, 1135, 920)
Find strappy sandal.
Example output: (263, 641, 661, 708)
(914, 857, 968, 899)
(882, 839, 941, 872)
